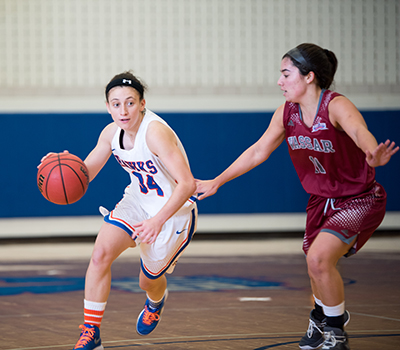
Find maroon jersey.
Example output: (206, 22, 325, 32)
(283, 90, 375, 198)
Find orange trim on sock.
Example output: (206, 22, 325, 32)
(84, 308, 105, 327)
(84, 308, 105, 316)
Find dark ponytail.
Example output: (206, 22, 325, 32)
(283, 43, 338, 90)
(323, 49, 338, 86)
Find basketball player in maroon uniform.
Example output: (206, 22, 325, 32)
(196, 43, 398, 350)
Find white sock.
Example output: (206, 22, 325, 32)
(84, 300, 107, 327)
(147, 291, 166, 310)
(84, 299, 107, 311)
(322, 301, 345, 317)
(313, 295, 324, 307)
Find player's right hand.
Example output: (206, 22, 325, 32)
(38, 150, 69, 168)
(195, 179, 219, 200)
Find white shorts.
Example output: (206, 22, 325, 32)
(101, 193, 197, 280)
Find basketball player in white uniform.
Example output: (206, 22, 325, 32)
(42, 71, 197, 350)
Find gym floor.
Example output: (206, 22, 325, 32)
(0, 235, 399, 349)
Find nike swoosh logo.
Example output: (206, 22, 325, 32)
(94, 338, 101, 345)
(176, 229, 188, 235)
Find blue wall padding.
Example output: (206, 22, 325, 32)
(1, 110, 399, 218)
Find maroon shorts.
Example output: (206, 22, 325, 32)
(303, 182, 387, 256)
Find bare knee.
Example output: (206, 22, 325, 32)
(90, 246, 114, 271)
(306, 232, 348, 280)
(307, 252, 331, 280)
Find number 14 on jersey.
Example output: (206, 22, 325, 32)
(132, 171, 164, 196)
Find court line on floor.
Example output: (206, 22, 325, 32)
(4, 330, 400, 350)
(3, 304, 400, 320)
(3, 333, 303, 350)
(0, 305, 301, 320)
(0, 264, 76, 272)
(351, 311, 400, 322)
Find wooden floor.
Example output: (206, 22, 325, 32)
(0, 236, 399, 349)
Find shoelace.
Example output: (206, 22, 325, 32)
(322, 331, 336, 347)
(142, 306, 160, 325)
(307, 319, 324, 337)
(322, 330, 346, 349)
(74, 325, 96, 348)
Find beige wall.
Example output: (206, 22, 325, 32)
(1, 0, 399, 112)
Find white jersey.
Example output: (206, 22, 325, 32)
(111, 109, 196, 217)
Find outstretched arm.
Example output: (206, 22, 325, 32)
(196, 104, 286, 200)
(329, 96, 398, 168)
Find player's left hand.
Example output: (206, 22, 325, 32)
(195, 179, 220, 200)
(133, 217, 163, 244)
(366, 139, 399, 167)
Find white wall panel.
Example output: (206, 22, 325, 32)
(0, 0, 398, 111)
(339, 0, 354, 85)
(352, 1, 364, 85)
(385, 0, 397, 85)
(375, 0, 386, 85)
(364, 1, 376, 85)
(398, 0, 400, 85)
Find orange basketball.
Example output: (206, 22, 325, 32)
(37, 153, 89, 205)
